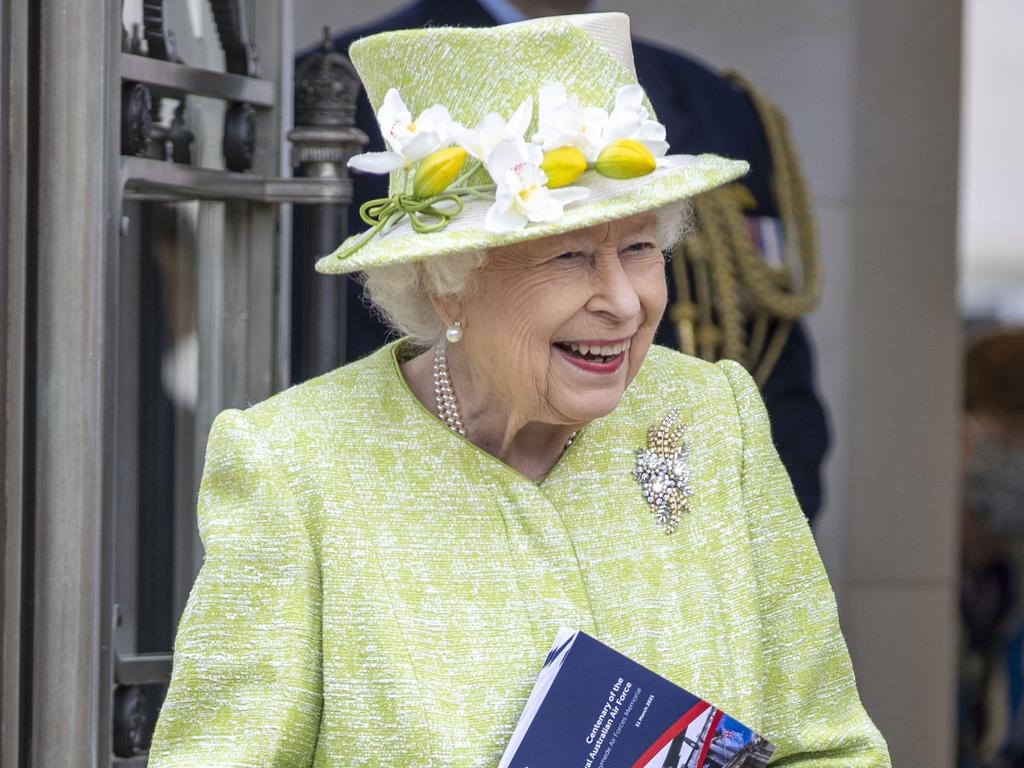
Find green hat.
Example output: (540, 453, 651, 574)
(316, 12, 749, 275)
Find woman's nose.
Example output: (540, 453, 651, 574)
(585, 251, 642, 320)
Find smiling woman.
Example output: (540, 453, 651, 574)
(148, 11, 891, 768)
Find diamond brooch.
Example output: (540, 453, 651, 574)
(633, 406, 691, 534)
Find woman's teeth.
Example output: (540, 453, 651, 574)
(557, 339, 631, 362)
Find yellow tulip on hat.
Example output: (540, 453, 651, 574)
(540, 146, 588, 188)
(595, 139, 657, 180)
(413, 146, 468, 197)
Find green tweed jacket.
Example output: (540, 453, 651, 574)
(149, 342, 890, 767)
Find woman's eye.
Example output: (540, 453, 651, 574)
(623, 242, 656, 255)
(553, 250, 585, 261)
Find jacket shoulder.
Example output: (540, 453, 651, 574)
(229, 345, 395, 440)
(628, 345, 753, 429)
(634, 344, 734, 393)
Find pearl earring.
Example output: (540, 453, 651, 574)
(445, 320, 463, 343)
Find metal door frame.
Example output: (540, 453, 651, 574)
(1, 0, 126, 764)
(1, 0, 32, 764)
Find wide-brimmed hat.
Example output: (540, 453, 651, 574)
(316, 12, 749, 275)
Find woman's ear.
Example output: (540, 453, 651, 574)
(428, 293, 463, 331)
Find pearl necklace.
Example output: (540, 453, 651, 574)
(433, 346, 466, 436)
(432, 345, 578, 449)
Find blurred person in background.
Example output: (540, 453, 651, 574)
(298, 0, 831, 525)
(960, 329, 1024, 768)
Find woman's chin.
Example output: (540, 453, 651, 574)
(549, 347, 633, 423)
(556, 393, 625, 427)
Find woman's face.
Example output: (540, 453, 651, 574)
(453, 211, 667, 428)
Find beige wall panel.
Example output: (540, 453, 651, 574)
(846, 583, 958, 766)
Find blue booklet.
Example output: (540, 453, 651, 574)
(499, 628, 775, 768)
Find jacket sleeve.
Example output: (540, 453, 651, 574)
(148, 409, 322, 767)
(718, 360, 891, 767)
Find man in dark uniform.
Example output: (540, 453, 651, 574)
(297, 0, 830, 523)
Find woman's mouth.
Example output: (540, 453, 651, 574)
(553, 338, 631, 373)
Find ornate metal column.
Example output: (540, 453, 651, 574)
(289, 28, 367, 379)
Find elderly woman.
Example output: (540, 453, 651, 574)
(149, 12, 890, 767)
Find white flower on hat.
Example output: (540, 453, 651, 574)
(450, 96, 533, 162)
(534, 82, 669, 164)
(601, 84, 669, 158)
(534, 82, 610, 162)
(349, 88, 453, 173)
(483, 139, 590, 233)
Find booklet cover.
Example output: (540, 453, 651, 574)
(499, 628, 775, 768)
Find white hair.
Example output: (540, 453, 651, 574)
(360, 200, 693, 348)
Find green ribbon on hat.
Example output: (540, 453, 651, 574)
(333, 184, 497, 262)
